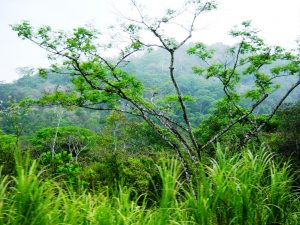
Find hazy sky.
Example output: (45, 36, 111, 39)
(0, 0, 299, 83)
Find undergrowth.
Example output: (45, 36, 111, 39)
(0, 146, 299, 225)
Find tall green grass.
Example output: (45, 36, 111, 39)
(0, 146, 299, 225)
(184, 147, 299, 224)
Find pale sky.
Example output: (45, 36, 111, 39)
(0, 0, 299, 83)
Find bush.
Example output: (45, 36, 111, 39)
(0, 146, 298, 225)
(79, 151, 161, 199)
(0, 131, 17, 175)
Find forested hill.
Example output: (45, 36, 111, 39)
(1, 42, 298, 113)
(1, 42, 228, 100)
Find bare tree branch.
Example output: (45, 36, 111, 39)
(240, 79, 300, 146)
(201, 93, 269, 150)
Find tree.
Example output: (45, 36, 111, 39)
(12, 0, 299, 197)
(99, 111, 168, 154)
(265, 100, 300, 160)
(0, 130, 17, 175)
(0, 97, 29, 145)
(50, 106, 65, 158)
(31, 126, 99, 162)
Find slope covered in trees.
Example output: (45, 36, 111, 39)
(1, 43, 298, 134)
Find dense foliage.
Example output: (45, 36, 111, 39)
(0, 0, 299, 224)
(0, 147, 299, 225)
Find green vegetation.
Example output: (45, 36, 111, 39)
(0, 0, 299, 224)
(0, 147, 299, 225)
